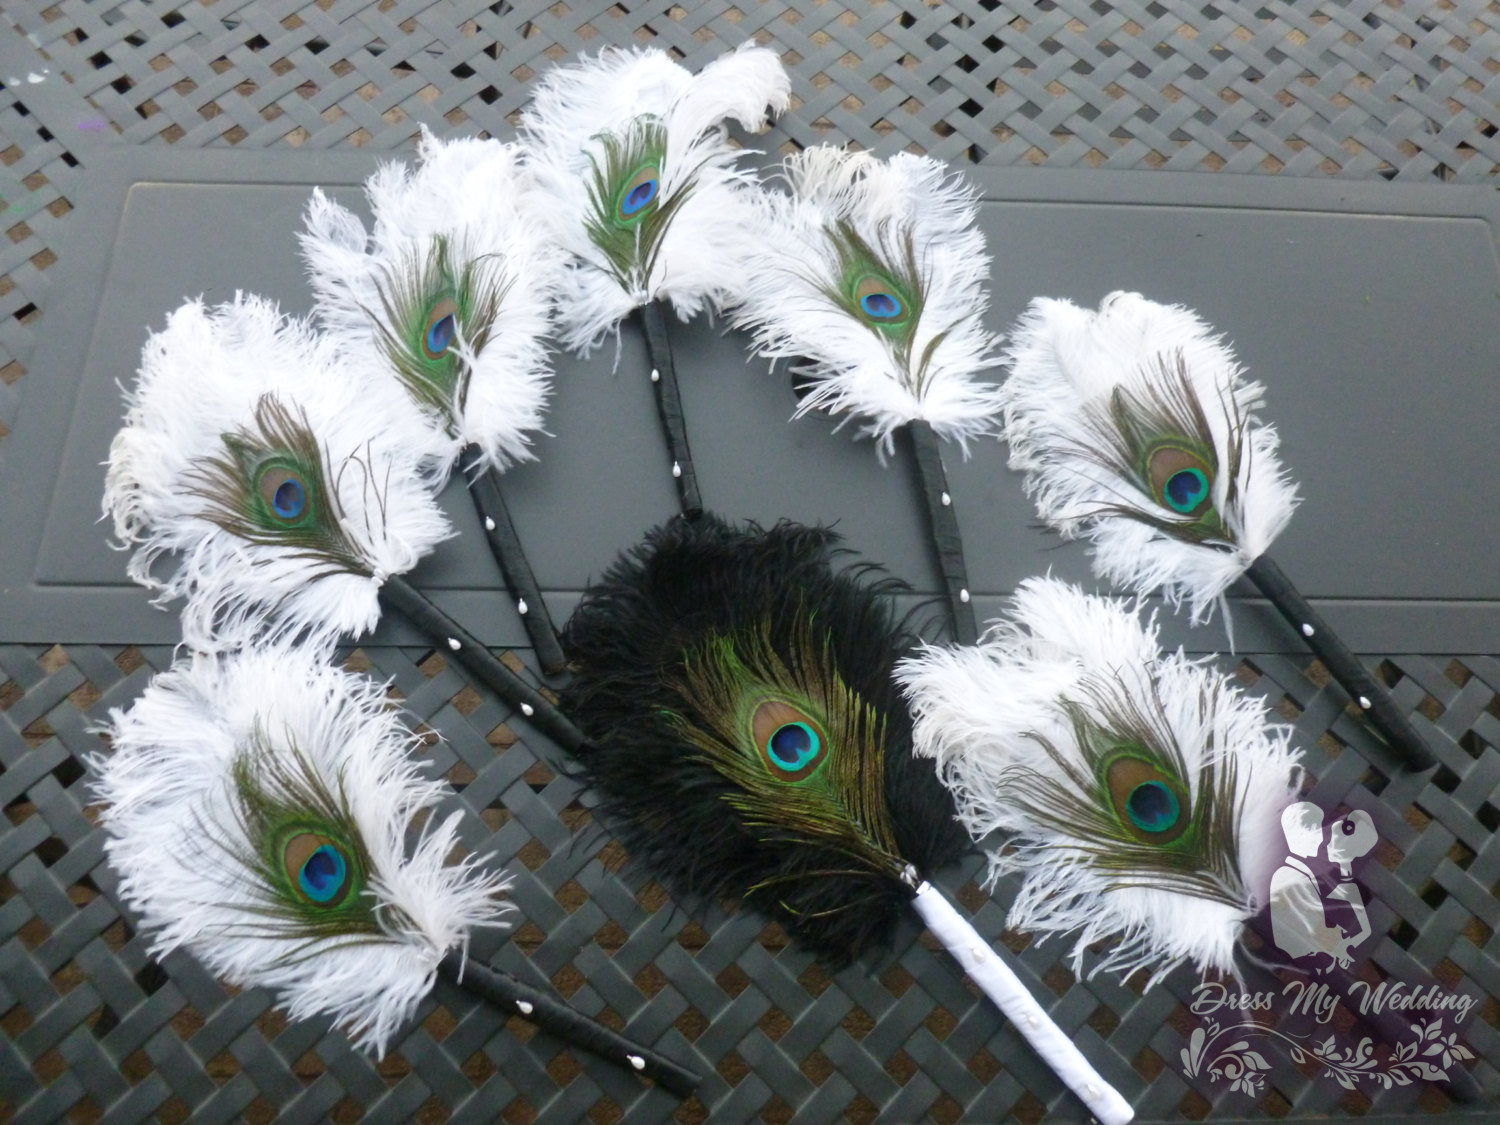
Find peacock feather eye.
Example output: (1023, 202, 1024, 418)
(853, 274, 908, 323)
(1105, 753, 1189, 844)
(1145, 443, 1215, 518)
(256, 462, 311, 526)
(422, 296, 460, 360)
(282, 831, 355, 906)
(615, 164, 661, 225)
(750, 698, 829, 781)
(851, 272, 914, 332)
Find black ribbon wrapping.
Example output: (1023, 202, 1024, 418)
(907, 420, 977, 645)
(381, 574, 586, 753)
(438, 952, 700, 1097)
(639, 300, 702, 518)
(464, 452, 567, 675)
(1244, 555, 1434, 772)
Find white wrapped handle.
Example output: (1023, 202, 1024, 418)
(912, 881, 1134, 1125)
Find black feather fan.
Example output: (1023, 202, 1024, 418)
(561, 515, 969, 965)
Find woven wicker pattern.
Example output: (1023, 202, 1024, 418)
(5, 643, 1498, 1121)
(3, 0, 1499, 426)
(2, 1, 1499, 1120)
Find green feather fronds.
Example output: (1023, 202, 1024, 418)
(220, 725, 391, 954)
(369, 234, 510, 428)
(999, 678, 1244, 910)
(582, 117, 699, 294)
(671, 619, 906, 887)
(185, 393, 369, 580)
(818, 221, 930, 364)
(1079, 352, 1243, 544)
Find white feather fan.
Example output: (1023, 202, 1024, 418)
(1002, 290, 1299, 621)
(520, 42, 791, 352)
(102, 294, 452, 649)
(300, 129, 561, 478)
(735, 146, 1004, 456)
(896, 576, 1302, 986)
(92, 643, 512, 1056)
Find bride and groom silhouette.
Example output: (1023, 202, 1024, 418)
(1269, 802, 1377, 970)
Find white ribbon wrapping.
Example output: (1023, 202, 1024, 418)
(911, 881, 1134, 1125)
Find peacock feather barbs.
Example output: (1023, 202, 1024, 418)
(897, 576, 1302, 986)
(560, 515, 969, 966)
(186, 394, 369, 583)
(368, 233, 510, 430)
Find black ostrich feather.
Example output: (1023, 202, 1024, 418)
(560, 515, 969, 966)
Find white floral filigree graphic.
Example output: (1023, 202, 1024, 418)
(1180, 1017, 1473, 1094)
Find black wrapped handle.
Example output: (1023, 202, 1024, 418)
(907, 421, 977, 645)
(465, 454, 568, 676)
(638, 300, 702, 518)
(438, 952, 700, 1098)
(381, 574, 586, 754)
(1244, 555, 1435, 772)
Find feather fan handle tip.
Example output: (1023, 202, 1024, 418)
(438, 951, 700, 1096)
(102, 295, 453, 651)
(92, 644, 513, 1058)
(1000, 290, 1298, 620)
(521, 43, 790, 351)
(300, 131, 560, 479)
(898, 577, 1303, 986)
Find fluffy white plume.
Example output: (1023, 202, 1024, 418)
(1002, 290, 1299, 620)
(521, 43, 790, 352)
(103, 294, 453, 649)
(93, 644, 513, 1056)
(897, 577, 1302, 986)
(301, 130, 562, 478)
(734, 147, 1004, 456)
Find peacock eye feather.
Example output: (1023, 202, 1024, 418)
(851, 273, 912, 327)
(583, 117, 699, 294)
(614, 162, 661, 224)
(421, 297, 460, 360)
(371, 235, 508, 428)
(750, 698, 829, 781)
(669, 621, 905, 874)
(186, 394, 370, 581)
(998, 679, 1245, 909)
(815, 220, 936, 397)
(1102, 750, 1189, 844)
(282, 831, 354, 906)
(220, 727, 388, 945)
(256, 461, 311, 526)
(1079, 353, 1242, 545)
(1144, 442, 1215, 519)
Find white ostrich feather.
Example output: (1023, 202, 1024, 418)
(102, 294, 453, 649)
(300, 129, 562, 479)
(92, 643, 513, 1056)
(1001, 290, 1300, 621)
(520, 42, 790, 352)
(896, 576, 1302, 986)
(734, 146, 1004, 457)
